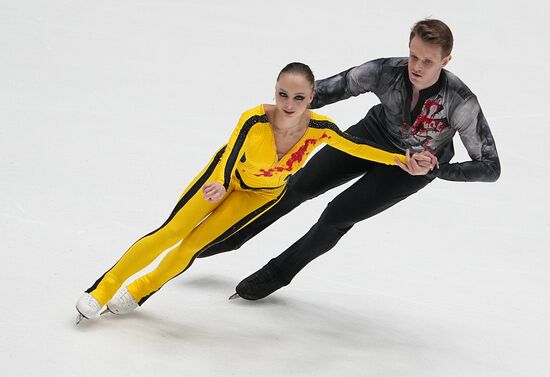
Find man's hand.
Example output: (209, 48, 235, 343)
(202, 182, 226, 202)
(394, 149, 439, 176)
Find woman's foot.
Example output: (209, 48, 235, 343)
(75, 293, 102, 324)
(105, 287, 138, 315)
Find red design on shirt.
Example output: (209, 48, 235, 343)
(254, 133, 330, 177)
(402, 99, 448, 149)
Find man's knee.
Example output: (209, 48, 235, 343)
(317, 203, 355, 236)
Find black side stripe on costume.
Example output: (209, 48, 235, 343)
(86, 146, 227, 295)
(201, 187, 287, 249)
(309, 119, 398, 154)
(143, 146, 227, 239)
(137, 187, 287, 305)
(234, 169, 286, 191)
(86, 271, 109, 294)
(222, 114, 268, 189)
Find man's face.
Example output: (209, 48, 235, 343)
(408, 35, 452, 91)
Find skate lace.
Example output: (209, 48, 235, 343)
(76, 293, 102, 318)
(117, 288, 138, 308)
(85, 294, 101, 311)
(249, 266, 274, 285)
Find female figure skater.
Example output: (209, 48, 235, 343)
(75, 62, 433, 323)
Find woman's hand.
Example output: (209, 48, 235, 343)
(413, 150, 439, 169)
(395, 149, 439, 176)
(202, 182, 226, 202)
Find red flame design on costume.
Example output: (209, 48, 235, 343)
(254, 133, 330, 177)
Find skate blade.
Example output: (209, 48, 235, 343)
(228, 292, 241, 300)
(75, 313, 84, 325)
(100, 308, 111, 316)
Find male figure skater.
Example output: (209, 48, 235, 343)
(199, 18, 500, 300)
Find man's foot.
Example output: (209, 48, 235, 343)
(234, 262, 287, 300)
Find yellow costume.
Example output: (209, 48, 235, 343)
(86, 105, 406, 306)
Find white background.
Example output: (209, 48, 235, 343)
(1, 1, 549, 376)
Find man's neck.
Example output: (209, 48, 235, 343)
(411, 88, 420, 111)
(408, 72, 445, 112)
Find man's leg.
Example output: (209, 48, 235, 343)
(197, 119, 375, 258)
(235, 165, 433, 300)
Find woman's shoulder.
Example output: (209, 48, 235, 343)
(239, 104, 271, 120)
(308, 110, 337, 128)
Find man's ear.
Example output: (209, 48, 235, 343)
(442, 54, 452, 68)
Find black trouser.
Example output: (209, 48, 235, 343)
(198, 114, 433, 284)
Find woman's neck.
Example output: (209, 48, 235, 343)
(271, 107, 309, 133)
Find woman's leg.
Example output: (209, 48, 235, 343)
(85, 146, 227, 306)
(125, 188, 285, 305)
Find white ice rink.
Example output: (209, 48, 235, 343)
(2, 1, 549, 376)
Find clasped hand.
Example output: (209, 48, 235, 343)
(394, 149, 439, 176)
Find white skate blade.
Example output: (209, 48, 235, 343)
(228, 292, 241, 300)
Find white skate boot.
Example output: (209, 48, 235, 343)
(104, 287, 138, 315)
(75, 293, 102, 325)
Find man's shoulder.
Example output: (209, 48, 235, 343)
(366, 57, 408, 69)
(351, 57, 407, 89)
(441, 70, 484, 123)
(442, 70, 475, 101)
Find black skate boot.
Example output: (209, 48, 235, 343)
(230, 261, 289, 300)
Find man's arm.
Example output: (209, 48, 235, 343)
(310, 59, 384, 109)
(432, 96, 501, 182)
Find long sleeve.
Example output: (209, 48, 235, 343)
(310, 119, 406, 165)
(433, 96, 501, 182)
(310, 59, 385, 109)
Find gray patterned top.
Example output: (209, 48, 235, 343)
(311, 57, 500, 182)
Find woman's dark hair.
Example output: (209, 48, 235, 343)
(277, 62, 315, 88)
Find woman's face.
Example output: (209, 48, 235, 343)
(274, 73, 314, 118)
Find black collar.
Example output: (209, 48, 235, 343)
(405, 68, 445, 98)
(405, 68, 446, 119)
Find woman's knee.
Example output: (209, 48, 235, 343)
(147, 220, 187, 244)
